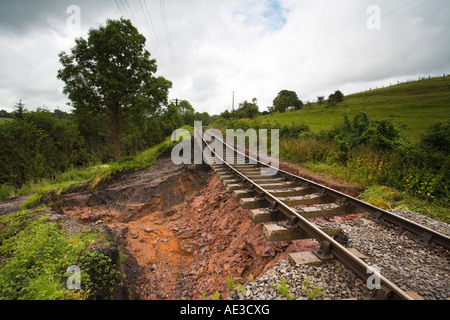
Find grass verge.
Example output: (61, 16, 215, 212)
(0, 208, 117, 299)
(304, 162, 449, 223)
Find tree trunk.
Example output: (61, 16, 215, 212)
(111, 109, 121, 162)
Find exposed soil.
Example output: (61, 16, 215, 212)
(0, 195, 27, 216)
(0, 154, 364, 300)
(49, 156, 320, 300)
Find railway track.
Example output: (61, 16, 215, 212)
(197, 128, 450, 300)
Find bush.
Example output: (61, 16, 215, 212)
(0, 110, 88, 188)
(0, 213, 83, 300)
(335, 112, 403, 153)
(328, 90, 344, 106)
(78, 250, 123, 300)
(0, 210, 123, 300)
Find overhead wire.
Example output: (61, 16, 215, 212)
(383, 0, 433, 26)
(159, 0, 177, 81)
(115, 0, 171, 78)
(139, 0, 170, 79)
(320, 0, 434, 52)
(114, 0, 125, 17)
(119, 0, 131, 20)
(124, 0, 141, 30)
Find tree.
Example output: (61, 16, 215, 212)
(273, 90, 303, 112)
(177, 100, 195, 125)
(237, 100, 259, 119)
(58, 18, 172, 161)
(12, 100, 26, 120)
(0, 110, 13, 118)
(317, 96, 325, 105)
(328, 90, 344, 106)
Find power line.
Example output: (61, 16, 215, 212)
(159, 0, 177, 81)
(321, 0, 433, 52)
(384, 0, 432, 26)
(138, 0, 162, 62)
(113, 0, 175, 80)
(119, 0, 131, 20)
(382, 0, 421, 19)
(141, 0, 171, 78)
(114, 0, 125, 17)
(124, 0, 141, 30)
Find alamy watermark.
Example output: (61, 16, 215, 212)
(66, 265, 81, 290)
(66, 5, 81, 30)
(170, 121, 280, 176)
(367, 5, 381, 30)
(366, 265, 382, 290)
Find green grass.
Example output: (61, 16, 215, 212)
(1, 134, 178, 207)
(304, 162, 449, 223)
(0, 118, 12, 125)
(0, 208, 112, 299)
(0, 130, 183, 300)
(215, 76, 450, 144)
(210, 77, 450, 222)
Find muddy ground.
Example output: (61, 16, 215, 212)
(1, 155, 362, 300)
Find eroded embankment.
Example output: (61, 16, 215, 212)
(55, 156, 320, 300)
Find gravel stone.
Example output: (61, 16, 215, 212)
(231, 209, 449, 300)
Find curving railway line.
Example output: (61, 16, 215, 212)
(197, 128, 450, 300)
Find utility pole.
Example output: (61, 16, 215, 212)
(172, 98, 180, 107)
(232, 91, 235, 111)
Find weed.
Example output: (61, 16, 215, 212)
(211, 291, 221, 300)
(303, 278, 326, 300)
(226, 275, 246, 294)
(0, 209, 121, 300)
(276, 279, 295, 300)
(78, 250, 123, 300)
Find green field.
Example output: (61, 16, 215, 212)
(231, 76, 450, 144)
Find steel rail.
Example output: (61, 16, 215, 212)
(198, 128, 418, 300)
(200, 129, 450, 250)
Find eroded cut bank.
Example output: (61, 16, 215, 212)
(58, 156, 318, 299)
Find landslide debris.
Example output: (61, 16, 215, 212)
(50, 155, 316, 300)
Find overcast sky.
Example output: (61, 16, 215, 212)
(0, 0, 449, 115)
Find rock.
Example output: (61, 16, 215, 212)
(143, 226, 156, 233)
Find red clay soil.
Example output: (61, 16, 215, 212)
(113, 173, 317, 300)
(55, 156, 363, 300)
(174, 174, 319, 300)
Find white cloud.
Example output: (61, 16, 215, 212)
(0, 0, 449, 115)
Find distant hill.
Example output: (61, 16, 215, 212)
(228, 75, 450, 144)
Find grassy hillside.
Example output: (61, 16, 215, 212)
(211, 76, 450, 222)
(229, 76, 450, 144)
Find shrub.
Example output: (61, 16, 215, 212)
(328, 90, 344, 105)
(335, 112, 403, 153)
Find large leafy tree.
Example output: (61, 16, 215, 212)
(58, 18, 172, 161)
(273, 90, 303, 113)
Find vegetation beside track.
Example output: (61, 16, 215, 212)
(211, 77, 450, 223)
